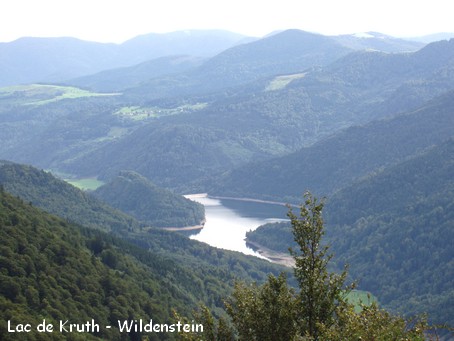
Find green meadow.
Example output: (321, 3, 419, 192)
(66, 177, 105, 191)
(0, 84, 119, 106)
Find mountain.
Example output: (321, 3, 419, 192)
(93, 171, 205, 227)
(118, 30, 252, 64)
(0, 160, 292, 339)
(333, 31, 424, 52)
(0, 30, 248, 87)
(122, 29, 353, 99)
(0, 37, 118, 86)
(0, 190, 187, 340)
(210, 90, 454, 202)
(26, 38, 454, 190)
(68, 55, 205, 92)
(1, 187, 272, 340)
(2, 38, 454, 194)
(325, 139, 454, 327)
(0, 160, 286, 290)
(407, 32, 454, 43)
(66, 30, 426, 96)
(245, 139, 454, 326)
(192, 29, 353, 88)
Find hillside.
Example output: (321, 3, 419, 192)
(325, 139, 454, 324)
(0, 161, 140, 234)
(0, 160, 287, 300)
(246, 139, 454, 326)
(0, 30, 248, 87)
(54, 39, 454, 189)
(68, 55, 205, 92)
(2, 37, 454, 191)
(0, 190, 202, 340)
(0, 37, 118, 86)
(210, 90, 454, 201)
(191, 29, 352, 89)
(67, 30, 429, 97)
(93, 171, 205, 227)
(113, 29, 353, 101)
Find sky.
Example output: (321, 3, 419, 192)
(1, 0, 453, 43)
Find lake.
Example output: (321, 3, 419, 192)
(186, 194, 288, 258)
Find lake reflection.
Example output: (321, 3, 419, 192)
(186, 194, 288, 258)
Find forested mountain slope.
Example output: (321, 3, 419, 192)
(0, 190, 205, 340)
(119, 29, 353, 101)
(0, 161, 287, 308)
(0, 161, 140, 234)
(1, 38, 454, 192)
(93, 171, 205, 227)
(67, 30, 426, 97)
(211, 90, 454, 201)
(246, 139, 454, 326)
(325, 138, 454, 326)
(68, 55, 206, 92)
(57, 40, 454, 189)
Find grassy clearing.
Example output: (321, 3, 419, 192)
(346, 290, 378, 312)
(66, 178, 105, 191)
(0, 84, 119, 106)
(114, 103, 208, 121)
(265, 73, 306, 91)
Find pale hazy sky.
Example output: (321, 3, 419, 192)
(1, 0, 453, 43)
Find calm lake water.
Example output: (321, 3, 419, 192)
(186, 194, 288, 258)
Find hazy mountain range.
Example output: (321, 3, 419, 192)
(0, 28, 453, 331)
(0, 29, 435, 87)
(0, 30, 250, 87)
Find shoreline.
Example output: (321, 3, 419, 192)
(162, 224, 204, 232)
(209, 195, 292, 207)
(246, 240, 295, 268)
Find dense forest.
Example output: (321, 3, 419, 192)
(247, 139, 454, 326)
(0, 190, 197, 340)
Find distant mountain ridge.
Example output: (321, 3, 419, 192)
(210, 90, 454, 201)
(0, 30, 249, 87)
(0, 29, 429, 89)
(57, 38, 454, 189)
(333, 31, 424, 52)
(75, 29, 427, 96)
(68, 55, 206, 92)
(101, 29, 354, 98)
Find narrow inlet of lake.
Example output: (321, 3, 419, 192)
(186, 194, 288, 258)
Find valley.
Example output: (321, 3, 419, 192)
(0, 28, 453, 339)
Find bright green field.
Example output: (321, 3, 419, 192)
(265, 73, 306, 91)
(66, 178, 105, 191)
(346, 290, 378, 312)
(114, 103, 208, 121)
(0, 84, 119, 106)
